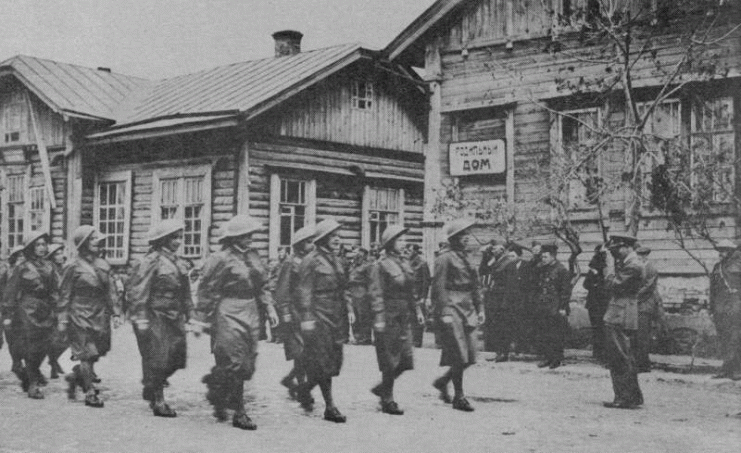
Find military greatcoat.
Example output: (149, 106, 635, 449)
(274, 252, 307, 361)
(297, 246, 350, 381)
(369, 251, 418, 374)
(431, 248, 481, 367)
(197, 246, 274, 380)
(127, 248, 192, 384)
(59, 257, 120, 361)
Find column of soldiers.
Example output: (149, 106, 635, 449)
(3, 220, 741, 426)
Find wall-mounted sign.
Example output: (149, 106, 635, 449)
(449, 139, 505, 176)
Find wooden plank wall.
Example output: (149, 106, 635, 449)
(0, 82, 66, 147)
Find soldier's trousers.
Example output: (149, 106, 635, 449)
(634, 312, 652, 372)
(352, 297, 373, 344)
(536, 313, 567, 363)
(588, 309, 607, 360)
(605, 324, 643, 405)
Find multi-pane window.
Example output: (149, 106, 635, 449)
(95, 172, 131, 264)
(691, 97, 735, 203)
(3, 91, 24, 143)
(351, 81, 374, 110)
(367, 187, 401, 246)
(28, 187, 46, 233)
(152, 166, 211, 260)
(279, 179, 307, 248)
(637, 99, 681, 206)
(559, 108, 601, 208)
(7, 174, 25, 250)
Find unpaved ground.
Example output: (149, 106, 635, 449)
(0, 327, 739, 453)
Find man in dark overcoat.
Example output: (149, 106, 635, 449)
(478, 239, 513, 354)
(603, 234, 644, 409)
(533, 242, 572, 369)
(584, 245, 609, 361)
(709, 239, 741, 380)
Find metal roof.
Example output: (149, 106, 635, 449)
(0, 55, 151, 121)
(115, 43, 364, 126)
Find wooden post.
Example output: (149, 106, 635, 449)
(236, 140, 250, 215)
(424, 39, 443, 271)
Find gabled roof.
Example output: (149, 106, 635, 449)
(384, 0, 468, 66)
(0, 54, 151, 121)
(114, 43, 366, 126)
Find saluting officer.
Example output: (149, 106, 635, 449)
(534, 242, 572, 369)
(2, 232, 59, 399)
(368, 225, 425, 415)
(60, 226, 122, 408)
(127, 220, 192, 417)
(431, 219, 484, 412)
(295, 218, 354, 423)
(602, 234, 644, 409)
(196, 215, 279, 430)
(275, 224, 316, 397)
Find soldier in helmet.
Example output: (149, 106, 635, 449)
(59, 226, 122, 407)
(126, 220, 192, 417)
(275, 223, 316, 398)
(196, 215, 279, 430)
(45, 242, 68, 379)
(709, 239, 741, 380)
(2, 232, 59, 399)
(368, 225, 425, 415)
(2, 246, 26, 378)
(406, 243, 431, 348)
(295, 218, 355, 423)
(431, 219, 484, 412)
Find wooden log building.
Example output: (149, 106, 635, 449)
(0, 31, 428, 272)
(385, 0, 741, 305)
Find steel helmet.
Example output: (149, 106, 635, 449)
(72, 225, 106, 251)
(218, 215, 264, 243)
(715, 239, 737, 251)
(148, 219, 185, 244)
(291, 224, 316, 246)
(45, 242, 65, 259)
(313, 219, 342, 244)
(380, 224, 408, 249)
(443, 218, 475, 241)
(23, 230, 50, 253)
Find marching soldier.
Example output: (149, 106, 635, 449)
(295, 218, 354, 423)
(196, 215, 279, 430)
(709, 239, 741, 380)
(275, 224, 316, 397)
(2, 246, 26, 378)
(127, 220, 192, 417)
(60, 226, 122, 407)
(635, 246, 664, 373)
(602, 234, 644, 409)
(2, 233, 59, 399)
(406, 243, 431, 348)
(431, 219, 484, 412)
(45, 242, 68, 379)
(533, 242, 572, 369)
(368, 225, 425, 415)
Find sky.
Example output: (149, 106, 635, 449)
(0, 0, 434, 80)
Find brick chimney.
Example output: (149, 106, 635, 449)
(272, 30, 303, 57)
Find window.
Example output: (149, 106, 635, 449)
(351, 80, 374, 110)
(691, 97, 735, 203)
(362, 186, 404, 248)
(637, 99, 681, 206)
(269, 174, 316, 259)
(1, 169, 51, 256)
(2, 92, 25, 144)
(554, 108, 602, 208)
(152, 166, 212, 259)
(94, 171, 132, 265)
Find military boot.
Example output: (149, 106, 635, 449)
(152, 388, 177, 418)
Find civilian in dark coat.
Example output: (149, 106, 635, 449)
(2, 232, 59, 399)
(603, 234, 644, 409)
(59, 226, 122, 408)
(534, 242, 572, 369)
(583, 245, 609, 361)
(431, 219, 484, 412)
(368, 225, 425, 415)
(296, 219, 354, 423)
(196, 215, 279, 430)
(127, 220, 192, 417)
(274, 224, 315, 397)
(709, 240, 741, 380)
(479, 239, 513, 353)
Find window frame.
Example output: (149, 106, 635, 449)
(361, 185, 405, 249)
(636, 98, 682, 208)
(151, 165, 212, 260)
(690, 96, 735, 204)
(268, 174, 316, 260)
(2, 91, 26, 144)
(0, 166, 51, 257)
(94, 170, 133, 265)
(351, 80, 374, 111)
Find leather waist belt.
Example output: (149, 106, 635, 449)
(153, 291, 178, 299)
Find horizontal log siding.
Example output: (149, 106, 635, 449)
(259, 70, 426, 154)
(249, 140, 424, 251)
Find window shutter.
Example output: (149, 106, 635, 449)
(269, 173, 280, 259)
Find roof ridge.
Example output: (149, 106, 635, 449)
(4, 54, 149, 81)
